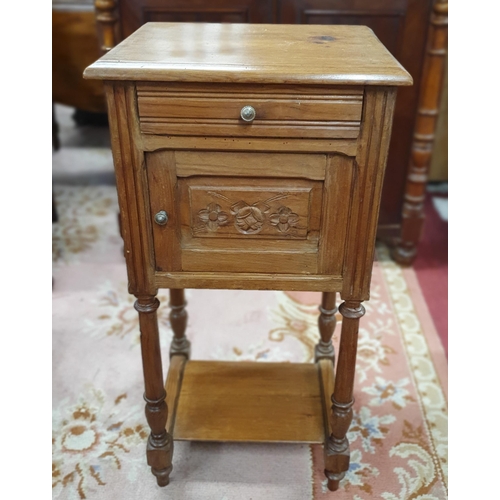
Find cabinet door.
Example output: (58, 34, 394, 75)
(146, 150, 352, 276)
(119, 0, 274, 37)
(279, 0, 433, 231)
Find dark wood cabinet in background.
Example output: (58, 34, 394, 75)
(119, 0, 274, 26)
(94, 0, 448, 264)
(278, 0, 433, 243)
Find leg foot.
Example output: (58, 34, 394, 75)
(327, 478, 340, 491)
(324, 403, 352, 488)
(325, 470, 345, 491)
(153, 467, 172, 487)
(147, 431, 173, 486)
(135, 297, 174, 486)
(323, 301, 364, 490)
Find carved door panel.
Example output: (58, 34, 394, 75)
(119, 0, 274, 38)
(146, 150, 354, 276)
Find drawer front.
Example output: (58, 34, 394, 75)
(137, 83, 363, 139)
(147, 150, 353, 276)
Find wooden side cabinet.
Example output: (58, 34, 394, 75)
(93, 0, 447, 264)
(84, 23, 412, 491)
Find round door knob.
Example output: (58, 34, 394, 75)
(240, 105, 256, 122)
(154, 210, 168, 226)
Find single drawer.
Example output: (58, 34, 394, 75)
(137, 83, 363, 139)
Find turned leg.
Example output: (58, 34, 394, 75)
(324, 300, 365, 491)
(392, 0, 448, 265)
(315, 292, 337, 363)
(169, 289, 191, 359)
(135, 296, 173, 487)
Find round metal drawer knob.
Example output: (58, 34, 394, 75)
(154, 210, 168, 226)
(240, 105, 256, 122)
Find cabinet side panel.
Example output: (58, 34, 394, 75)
(104, 82, 157, 295)
(342, 87, 397, 300)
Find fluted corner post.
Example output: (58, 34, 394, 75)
(94, 0, 119, 54)
(134, 296, 173, 487)
(169, 289, 191, 359)
(315, 292, 337, 363)
(324, 300, 365, 491)
(392, 0, 448, 265)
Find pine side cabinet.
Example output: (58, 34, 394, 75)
(84, 22, 412, 491)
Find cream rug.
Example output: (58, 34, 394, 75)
(52, 184, 448, 499)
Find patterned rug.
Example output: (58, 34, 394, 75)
(52, 185, 448, 500)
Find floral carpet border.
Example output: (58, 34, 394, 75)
(377, 245, 448, 492)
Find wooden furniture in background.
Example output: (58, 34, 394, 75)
(52, 2, 109, 225)
(428, 59, 447, 182)
(84, 22, 411, 490)
(392, 0, 448, 264)
(92, 0, 447, 265)
(52, 3, 107, 114)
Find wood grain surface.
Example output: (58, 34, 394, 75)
(173, 360, 325, 443)
(84, 23, 412, 86)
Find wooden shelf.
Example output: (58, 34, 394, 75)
(165, 356, 334, 444)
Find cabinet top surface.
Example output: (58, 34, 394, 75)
(84, 23, 412, 86)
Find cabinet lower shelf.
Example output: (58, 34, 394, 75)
(165, 356, 334, 444)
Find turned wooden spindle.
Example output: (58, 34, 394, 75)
(94, 0, 119, 54)
(135, 297, 173, 487)
(169, 289, 191, 359)
(315, 292, 337, 363)
(324, 300, 365, 491)
(393, 0, 448, 265)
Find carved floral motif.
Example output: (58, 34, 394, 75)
(197, 202, 229, 232)
(269, 206, 300, 233)
(194, 191, 303, 236)
(230, 200, 270, 235)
